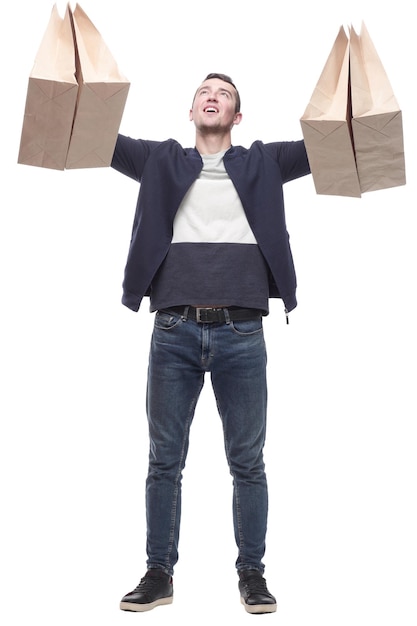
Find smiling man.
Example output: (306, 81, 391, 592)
(111, 73, 311, 614)
(191, 75, 242, 141)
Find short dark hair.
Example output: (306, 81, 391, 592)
(199, 73, 241, 113)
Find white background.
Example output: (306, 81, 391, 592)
(1, 0, 416, 624)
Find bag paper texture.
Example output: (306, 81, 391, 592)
(66, 4, 130, 168)
(300, 23, 406, 197)
(300, 27, 361, 197)
(18, 3, 130, 170)
(17, 5, 78, 170)
(349, 23, 406, 193)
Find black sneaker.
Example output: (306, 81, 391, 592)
(120, 569, 173, 612)
(238, 570, 277, 614)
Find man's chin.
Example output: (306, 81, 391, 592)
(198, 123, 225, 134)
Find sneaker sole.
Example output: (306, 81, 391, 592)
(240, 597, 277, 614)
(120, 596, 173, 612)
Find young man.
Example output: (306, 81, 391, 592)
(112, 73, 311, 614)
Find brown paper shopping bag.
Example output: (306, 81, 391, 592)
(17, 4, 78, 170)
(65, 3, 130, 169)
(300, 27, 361, 198)
(349, 23, 406, 193)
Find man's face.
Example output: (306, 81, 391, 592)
(189, 78, 242, 132)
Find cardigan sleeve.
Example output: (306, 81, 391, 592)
(265, 140, 311, 184)
(111, 135, 162, 182)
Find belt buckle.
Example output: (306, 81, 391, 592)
(195, 307, 212, 323)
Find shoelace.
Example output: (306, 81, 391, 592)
(242, 574, 269, 594)
(134, 575, 162, 596)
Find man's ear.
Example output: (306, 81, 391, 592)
(189, 109, 194, 122)
(233, 112, 243, 126)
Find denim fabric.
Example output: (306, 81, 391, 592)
(145, 310, 268, 575)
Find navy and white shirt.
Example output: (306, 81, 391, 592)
(150, 150, 270, 313)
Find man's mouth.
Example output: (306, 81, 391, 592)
(204, 107, 218, 113)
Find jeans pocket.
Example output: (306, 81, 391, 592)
(230, 317, 263, 336)
(154, 311, 183, 330)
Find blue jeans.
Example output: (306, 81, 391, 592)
(145, 310, 268, 576)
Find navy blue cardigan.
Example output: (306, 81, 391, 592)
(111, 135, 310, 313)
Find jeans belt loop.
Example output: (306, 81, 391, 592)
(181, 305, 190, 321)
(223, 307, 231, 324)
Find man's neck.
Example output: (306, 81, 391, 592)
(194, 131, 232, 155)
